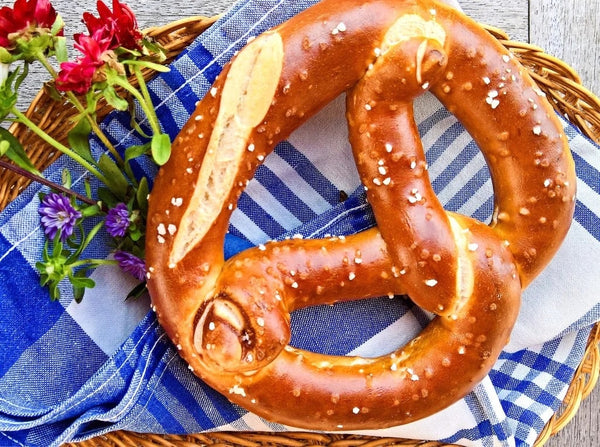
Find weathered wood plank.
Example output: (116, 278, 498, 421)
(460, 0, 529, 42)
(134, 0, 230, 27)
(530, 0, 600, 95)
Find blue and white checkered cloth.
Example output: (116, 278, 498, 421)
(1, 1, 599, 446)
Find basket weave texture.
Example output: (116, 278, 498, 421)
(0, 15, 598, 447)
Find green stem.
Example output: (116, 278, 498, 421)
(74, 96, 125, 165)
(36, 52, 125, 165)
(11, 108, 110, 185)
(134, 66, 155, 120)
(111, 74, 161, 136)
(35, 51, 58, 78)
(70, 258, 118, 269)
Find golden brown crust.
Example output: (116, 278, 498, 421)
(145, 0, 575, 431)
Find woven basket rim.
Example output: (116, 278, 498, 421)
(0, 14, 598, 447)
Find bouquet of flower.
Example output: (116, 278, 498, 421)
(0, 0, 170, 301)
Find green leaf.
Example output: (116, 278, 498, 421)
(97, 187, 119, 210)
(128, 112, 152, 139)
(42, 81, 63, 102)
(140, 39, 167, 62)
(61, 167, 72, 189)
(129, 228, 143, 242)
(49, 281, 61, 301)
(70, 269, 95, 303)
(114, 46, 142, 59)
(98, 154, 129, 199)
(79, 221, 105, 254)
(73, 285, 85, 303)
(66, 232, 83, 252)
(0, 47, 13, 64)
(41, 239, 51, 262)
(124, 143, 149, 163)
(0, 127, 42, 176)
(67, 117, 95, 165)
(80, 203, 101, 218)
(54, 36, 68, 63)
(136, 176, 150, 213)
(126, 281, 148, 301)
(70, 275, 95, 289)
(0, 140, 9, 156)
(84, 177, 93, 199)
(51, 14, 65, 37)
(50, 238, 64, 259)
(85, 90, 99, 115)
(14, 61, 29, 94)
(103, 84, 129, 111)
(13, 62, 29, 91)
(0, 74, 18, 119)
(151, 133, 171, 166)
(123, 59, 170, 73)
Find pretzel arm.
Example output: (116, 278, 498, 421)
(347, 36, 460, 315)
(430, 12, 576, 286)
(188, 216, 520, 430)
(194, 228, 403, 374)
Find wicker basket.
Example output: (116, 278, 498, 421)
(1, 15, 599, 447)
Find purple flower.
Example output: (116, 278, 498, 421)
(38, 192, 82, 242)
(114, 250, 145, 281)
(105, 202, 130, 237)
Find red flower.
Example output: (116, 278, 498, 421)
(55, 28, 112, 94)
(0, 0, 61, 49)
(73, 28, 112, 63)
(82, 0, 142, 51)
(54, 0, 142, 94)
(55, 60, 96, 94)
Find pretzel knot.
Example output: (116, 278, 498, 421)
(146, 0, 576, 430)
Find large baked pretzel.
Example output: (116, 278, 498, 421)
(145, 0, 576, 430)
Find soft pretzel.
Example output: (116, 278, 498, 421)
(145, 0, 576, 430)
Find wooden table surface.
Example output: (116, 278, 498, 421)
(5, 0, 599, 446)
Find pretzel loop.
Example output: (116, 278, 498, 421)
(146, 0, 576, 430)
